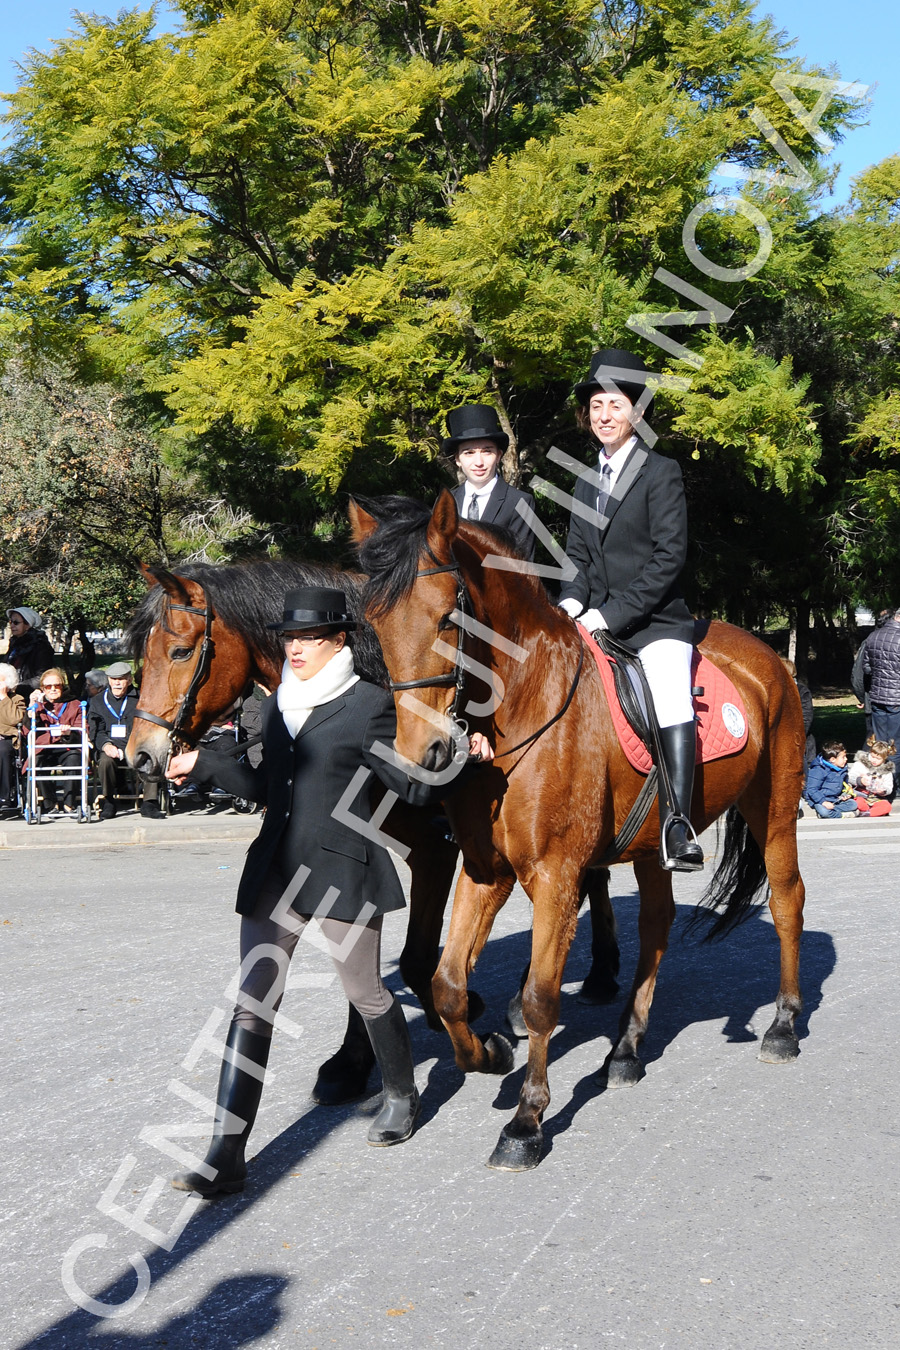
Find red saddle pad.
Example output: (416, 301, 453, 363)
(578, 628, 749, 776)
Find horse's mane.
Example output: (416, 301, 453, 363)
(355, 494, 528, 618)
(127, 559, 389, 686)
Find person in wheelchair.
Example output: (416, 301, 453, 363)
(88, 661, 164, 819)
(0, 663, 26, 817)
(25, 668, 84, 815)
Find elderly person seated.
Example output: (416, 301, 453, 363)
(5, 607, 55, 695)
(83, 669, 109, 700)
(0, 663, 26, 816)
(88, 661, 164, 819)
(25, 668, 85, 815)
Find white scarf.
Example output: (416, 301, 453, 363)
(276, 645, 359, 739)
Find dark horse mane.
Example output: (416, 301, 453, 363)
(127, 559, 389, 686)
(355, 493, 526, 618)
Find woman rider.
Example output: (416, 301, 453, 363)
(557, 348, 703, 871)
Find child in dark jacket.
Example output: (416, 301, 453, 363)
(805, 740, 858, 819)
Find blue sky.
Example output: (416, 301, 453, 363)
(0, 0, 897, 205)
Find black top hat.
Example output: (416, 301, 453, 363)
(574, 348, 652, 409)
(268, 586, 356, 632)
(441, 404, 509, 457)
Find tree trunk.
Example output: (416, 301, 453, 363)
(794, 601, 811, 683)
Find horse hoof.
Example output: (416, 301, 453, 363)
(605, 1053, 645, 1088)
(481, 1032, 516, 1075)
(506, 992, 528, 1038)
(486, 1126, 543, 1171)
(577, 973, 620, 1006)
(758, 1031, 799, 1064)
(467, 989, 486, 1023)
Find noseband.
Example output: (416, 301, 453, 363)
(387, 562, 471, 732)
(133, 590, 213, 751)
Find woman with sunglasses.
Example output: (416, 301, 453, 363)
(165, 585, 492, 1197)
(26, 668, 84, 815)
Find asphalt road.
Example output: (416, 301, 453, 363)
(2, 813, 899, 1349)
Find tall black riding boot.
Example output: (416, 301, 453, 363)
(172, 1021, 271, 1197)
(658, 721, 704, 872)
(362, 999, 420, 1146)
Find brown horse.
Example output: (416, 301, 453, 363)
(125, 559, 464, 1099)
(350, 491, 807, 1170)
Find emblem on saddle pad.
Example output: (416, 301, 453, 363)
(721, 702, 746, 739)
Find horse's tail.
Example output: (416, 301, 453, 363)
(687, 807, 770, 942)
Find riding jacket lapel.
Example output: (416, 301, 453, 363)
(292, 693, 348, 741)
(480, 477, 508, 524)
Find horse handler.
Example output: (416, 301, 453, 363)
(165, 585, 488, 1197)
(558, 347, 703, 872)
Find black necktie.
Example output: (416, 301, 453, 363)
(467, 494, 481, 521)
(597, 461, 612, 519)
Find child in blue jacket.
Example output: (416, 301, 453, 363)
(805, 741, 858, 818)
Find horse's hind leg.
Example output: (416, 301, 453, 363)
(578, 868, 620, 1005)
(737, 785, 805, 1063)
(606, 859, 675, 1088)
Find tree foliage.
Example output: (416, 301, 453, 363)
(1, 0, 895, 637)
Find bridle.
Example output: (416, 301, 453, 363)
(387, 561, 471, 732)
(133, 587, 213, 752)
(386, 554, 584, 759)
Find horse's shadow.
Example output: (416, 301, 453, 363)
(449, 892, 836, 1154)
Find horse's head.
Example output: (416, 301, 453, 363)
(127, 565, 254, 777)
(350, 491, 471, 774)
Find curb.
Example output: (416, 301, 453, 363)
(0, 810, 260, 851)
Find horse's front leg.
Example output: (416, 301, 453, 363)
(606, 858, 675, 1088)
(489, 868, 582, 1171)
(431, 869, 517, 1075)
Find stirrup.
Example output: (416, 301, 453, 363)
(659, 812, 704, 872)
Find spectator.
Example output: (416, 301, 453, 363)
(442, 404, 536, 560)
(5, 607, 55, 695)
(805, 740, 858, 819)
(851, 608, 891, 735)
(83, 669, 109, 699)
(25, 668, 83, 815)
(847, 736, 894, 817)
(860, 607, 900, 747)
(88, 661, 164, 819)
(0, 662, 26, 816)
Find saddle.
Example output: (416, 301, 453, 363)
(579, 629, 749, 775)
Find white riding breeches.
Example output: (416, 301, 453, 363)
(637, 639, 694, 729)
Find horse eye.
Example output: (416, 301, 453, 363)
(437, 613, 456, 631)
(170, 646, 194, 661)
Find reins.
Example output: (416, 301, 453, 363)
(392, 555, 584, 760)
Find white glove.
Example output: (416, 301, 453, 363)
(558, 597, 583, 618)
(579, 608, 607, 633)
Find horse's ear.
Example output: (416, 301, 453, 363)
(141, 564, 191, 604)
(427, 488, 459, 558)
(348, 498, 378, 544)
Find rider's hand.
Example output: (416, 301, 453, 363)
(579, 608, 607, 634)
(468, 731, 494, 762)
(166, 749, 199, 784)
(558, 598, 583, 619)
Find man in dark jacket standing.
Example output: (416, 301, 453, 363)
(558, 348, 702, 871)
(861, 608, 900, 747)
(89, 661, 164, 819)
(443, 404, 536, 560)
